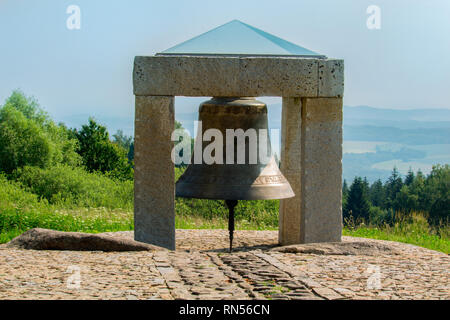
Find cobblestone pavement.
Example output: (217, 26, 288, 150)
(0, 230, 448, 300)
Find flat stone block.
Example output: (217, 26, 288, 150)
(134, 96, 175, 250)
(133, 56, 344, 97)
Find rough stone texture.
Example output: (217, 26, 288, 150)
(279, 97, 302, 245)
(6, 228, 163, 252)
(301, 97, 343, 243)
(0, 230, 448, 300)
(279, 97, 343, 244)
(134, 96, 175, 249)
(272, 241, 398, 256)
(133, 56, 344, 97)
(318, 59, 344, 97)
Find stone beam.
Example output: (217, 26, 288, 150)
(133, 56, 343, 98)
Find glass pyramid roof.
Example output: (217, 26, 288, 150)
(157, 20, 326, 58)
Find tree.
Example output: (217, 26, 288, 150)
(3, 89, 49, 124)
(369, 179, 385, 208)
(74, 118, 133, 180)
(344, 177, 372, 223)
(385, 167, 403, 209)
(394, 185, 418, 213)
(0, 106, 51, 173)
(424, 165, 449, 224)
(112, 129, 134, 164)
(0, 90, 80, 174)
(128, 142, 134, 164)
(113, 129, 132, 151)
(342, 180, 349, 210)
(404, 168, 415, 186)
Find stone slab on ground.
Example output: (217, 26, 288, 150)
(6, 228, 164, 252)
(0, 229, 448, 300)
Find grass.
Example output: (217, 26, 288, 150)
(344, 226, 449, 254)
(344, 212, 450, 254)
(344, 227, 450, 254)
(0, 208, 134, 242)
(0, 174, 134, 241)
(2, 204, 448, 254)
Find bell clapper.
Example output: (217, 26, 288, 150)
(225, 200, 238, 252)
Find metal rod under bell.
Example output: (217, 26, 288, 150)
(225, 200, 238, 252)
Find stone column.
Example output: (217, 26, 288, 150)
(279, 97, 302, 245)
(134, 96, 175, 250)
(279, 97, 343, 244)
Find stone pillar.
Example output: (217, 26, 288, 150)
(279, 97, 302, 245)
(279, 97, 343, 244)
(134, 96, 175, 250)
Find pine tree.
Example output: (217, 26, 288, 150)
(370, 179, 385, 208)
(344, 177, 372, 223)
(385, 167, 403, 209)
(342, 179, 349, 210)
(404, 168, 415, 186)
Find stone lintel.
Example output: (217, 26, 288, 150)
(133, 56, 343, 98)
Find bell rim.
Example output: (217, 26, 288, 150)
(175, 181, 295, 201)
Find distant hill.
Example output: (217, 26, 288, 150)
(343, 106, 450, 182)
(344, 105, 450, 123)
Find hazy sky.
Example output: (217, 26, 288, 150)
(1, 0, 449, 122)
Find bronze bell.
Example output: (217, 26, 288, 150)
(176, 97, 294, 251)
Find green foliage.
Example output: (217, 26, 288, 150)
(0, 106, 52, 173)
(0, 174, 133, 241)
(342, 179, 349, 209)
(424, 164, 449, 224)
(0, 90, 80, 174)
(385, 167, 403, 209)
(369, 179, 385, 208)
(112, 129, 134, 164)
(3, 89, 49, 124)
(13, 165, 133, 209)
(344, 176, 371, 222)
(73, 118, 133, 180)
(346, 165, 449, 227)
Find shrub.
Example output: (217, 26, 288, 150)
(368, 206, 389, 226)
(13, 165, 133, 209)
